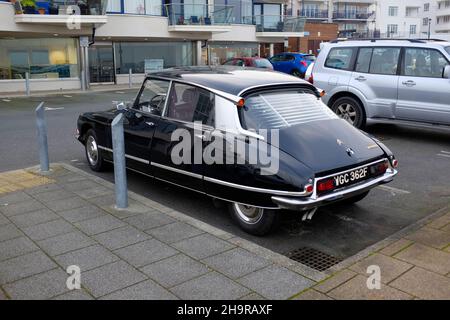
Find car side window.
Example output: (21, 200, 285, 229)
(165, 83, 215, 126)
(271, 55, 282, 62)
(369, 47, 400, 75)
(324, 48, 354, 70)
(285, 55, 295, 61)
(355, 48, 373, 73)
(135, 79, 170, 115)
(404, 48, 449, 78)
(223, 59, 235, 66)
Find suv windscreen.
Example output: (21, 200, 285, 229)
(446, 46, 450, 55)
(240, 89, 338, 130)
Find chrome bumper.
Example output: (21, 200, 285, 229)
(271, 169, 398, 211)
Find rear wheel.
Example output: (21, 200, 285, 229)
(84, 129, 106, 172)
(338, 191, 370, 205)
(331, 96, 366, 129)
(228, 203, 278, 236)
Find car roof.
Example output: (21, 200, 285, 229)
(327, 39, 450, 48)
(147, 66, 310, 96)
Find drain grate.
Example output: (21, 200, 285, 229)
(285, 247, 342, 272)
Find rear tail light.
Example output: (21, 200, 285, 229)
(308, 73, 314, 84)
(305, 184, 314, 194)
(370, 160, 389, 176)
(392, 159, 398, 168)
(317, 178, 335, 192)
(301, 61, 308, 67)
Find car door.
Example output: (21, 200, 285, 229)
(150, 81, 215, 191)
(278, 54, 295, 73)
(349, 47, 401, 119)
(396, 47, 450, 124)
(122, 78, 170, 174)
(269, 54, 282, 71)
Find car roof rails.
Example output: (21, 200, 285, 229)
(330, 38, 428, 43)
(411, 38, 447, 42)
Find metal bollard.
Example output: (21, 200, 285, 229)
(111, 113, 128, 209)
(128, 68, 132, 88)
(25, 72, 30, 96)
(35, 102, 49, 172)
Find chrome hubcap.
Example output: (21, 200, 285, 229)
(86, 136, 98, 166)
(336, 103, 357, 125)
(234, 203, 264, 224)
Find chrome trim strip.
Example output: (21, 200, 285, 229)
(150, 162, 203, 179)
(98, 145, 150, 164)
(237, 81, 312, 96)
(203, 176, 309, 196)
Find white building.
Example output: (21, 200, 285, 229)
(0, 0, 308, 94)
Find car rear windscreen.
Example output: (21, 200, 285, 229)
(303, 55, 316, 61)
(240, 89, 338, 130)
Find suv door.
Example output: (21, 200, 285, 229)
(349, 47, 401, 119)
(318, 46, 355, 96)
(396, 47, 450, 124)
(150, 82, 215, 191)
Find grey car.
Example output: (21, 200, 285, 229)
(310, 39, 450, 128)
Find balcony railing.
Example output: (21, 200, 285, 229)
(15, 0, 108, 15)
(299, 9, 329, 19)
(165, 4, 233, 26)
(243, 15, 306, 33)
(333, 11, 374, 19)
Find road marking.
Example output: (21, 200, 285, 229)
(63, 95, 72, 98)
(44, 107, 65, 111)
(377, 185, 411, 195)
(2, 99, 11, 102)
(115, 91, 125, 94)
(437, 153, 450, 158)
(441, 150, 450, 154)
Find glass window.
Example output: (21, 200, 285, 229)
(135, 79, 170, 115)
(107, 0, 121, 12)
(208, 42, 258, 65)
(0, 38, 79, 80)
(446, 47, 450, 55)
(325, 48, 354, 70)
(388, 6, 398, 16)
(223, 59, 236, 65)
(387, 24, 398, 36)
(369, 48, 400, 75)
(404, 48, 449, 78)
(355, 48, 372, 73)
(115, 42, 193, 74)
(410, 25, 417, 35)
(125, 0, 145, 14)
(165, 83, 215, 125)
(240, 89, 338, 130)
(253, 59, 272, 68)
(424, 3, 429, 11)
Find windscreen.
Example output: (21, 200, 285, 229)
(303, 55, 316, 61)
(240, 89, 338, 130)
(446, 46, 450, 55)
(254, 59, 273, 68)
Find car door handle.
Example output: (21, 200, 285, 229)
(355, 76, 367, 82)
(402, 80, 416, 87)
(145, 121, 156, 127)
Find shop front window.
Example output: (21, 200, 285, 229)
(0, 38, 79, 80)
(208, 42, 258, 65)
(115, 42, 194, 74)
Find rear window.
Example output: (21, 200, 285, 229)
(240, 89, 338, 130)
(254, 59, 272, 68)
(446, 46, 450, 55)
(325, 48, 354, 70)
(303, 55, 316, 61)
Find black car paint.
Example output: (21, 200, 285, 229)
(77, 67, 394, 209)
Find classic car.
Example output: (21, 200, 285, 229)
(76, 66, 398, 236)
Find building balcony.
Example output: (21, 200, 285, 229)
(333, 11, 374, 20)
(299, 9, 329, 20)
(243, 15, 308, 37)
(13, 0, 108, 25)
(165, 4, 233, 33)
(435, 21, 450, 32)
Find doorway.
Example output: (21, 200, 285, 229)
(88, 45, 115, 84)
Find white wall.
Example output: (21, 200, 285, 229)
(0, 78, 81, 94)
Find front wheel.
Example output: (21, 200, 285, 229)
(228, 203, 278, 236)
(331, 96, 366, 129)
(84, 129, 107, 172)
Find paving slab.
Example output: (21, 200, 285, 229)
(45, 197, 89, 212)
(82, 260, 147, 298)
(24, 183, 60, 195)
(101, 279, 178, 300)
(0, 191, 33, 205)
(202, 248, 270, 279)
(0, 237, 39, 261)
(0, 223, 22, 242)
(58, 205, 106, 223)
(51, 290, 93, 300)
(93, 225, 150, 250)
(146, 222, 204, 244)
(37, 231, 96, 256)
(9, 209, 59, 228)
(21, 219, 75, 241)
(0, 251, 57, 285)
(87, 194, 117, 207)
(124, 212, 175, 231)
(427, 212, 450, 229)
(114, 239, 178, 268)
(390, 266, 450, 300)
(140, 254, 210, 288)
(239, 293, 265, 300)
(34, 189, 75, 203)
(349, 253, 413, 284)
(314, 269, 358, 293)
(292, 289, 333, 300)
(405, 227, 450, 249)
(60, 180, 99, 192)
(74, 215, 126, 236)
(238, 265, 315, 300)
(172, 234, 235, 260)
(0, 199, 46, 217)
(72, 186, 111, 199)
(327, 275, 412, 300)
(379, 239, 414, 256)
(0, 213, 9, 227)
(0, 288, 7, 300)
(395, 243, 450, 275)
(171, 272, 250, 300)
(54, 245, 119, 272)
(3, 268, 69, 300)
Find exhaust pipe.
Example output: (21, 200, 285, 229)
(301, 207, 318, 222)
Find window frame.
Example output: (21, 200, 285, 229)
(323, 47, 357, 71)
(388, 6, 398, 16)
(401, 47, 450, 79)
(353, 46, 402, 76)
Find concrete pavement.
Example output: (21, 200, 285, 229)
(0, 163, 449, 300)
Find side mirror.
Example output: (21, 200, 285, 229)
(444, 65, 450, 79)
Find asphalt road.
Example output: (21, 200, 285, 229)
(1, 90, 450, 261)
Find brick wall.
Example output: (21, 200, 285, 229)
(288, 22, 339, 55)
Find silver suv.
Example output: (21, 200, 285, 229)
(310, 39, 450, 128)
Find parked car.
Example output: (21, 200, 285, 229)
(310, 39, 450, 128)
(77, 67, 398, 235)
(269, 52, 316, 78)
(222, 57, 273, 69)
